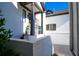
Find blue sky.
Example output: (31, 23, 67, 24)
(45, 2, 69, 11)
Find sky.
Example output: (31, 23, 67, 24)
(45, 2, 69, 11)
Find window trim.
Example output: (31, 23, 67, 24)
(46, 24, 56, 31)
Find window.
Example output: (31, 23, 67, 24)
(38, 26, 42, 34)
(46, 24, 56, 31)
(53, 24, 56, 30)
(46, 24, 49, 30)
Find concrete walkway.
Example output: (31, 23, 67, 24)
(54, 44, 73, 56)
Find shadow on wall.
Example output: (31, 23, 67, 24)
(0, 2, 30, 38)
(53, 14, 69, 28)
(0, 2, 23, 37)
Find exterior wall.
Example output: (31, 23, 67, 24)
(46, 14, 70, 45)
(35, 12, 46, 38)
(33, 36, 52, 56)
(7, 36, 52, 56)
(0, 2, 29, 38)
(35, 13, 41, 35)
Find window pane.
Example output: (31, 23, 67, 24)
(53, 24, 56, 30)
(38, 26, 42, 34)
(50, 24, 53, 30)
(46, 24, 49, 30)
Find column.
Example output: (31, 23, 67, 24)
(41, 12, 43, 34)
(31, 2, 35, 35)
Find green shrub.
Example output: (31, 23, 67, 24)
(0, 18, 19, 56)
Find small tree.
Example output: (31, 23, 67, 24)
(0, 18, 15, 55)
(0, 18, 12, 55)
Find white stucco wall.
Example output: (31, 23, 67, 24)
(46, 14, 70, 45)
(8, 36, 52, 56)
(35, 12, 46, 38)
(0, 2, 29, 38)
